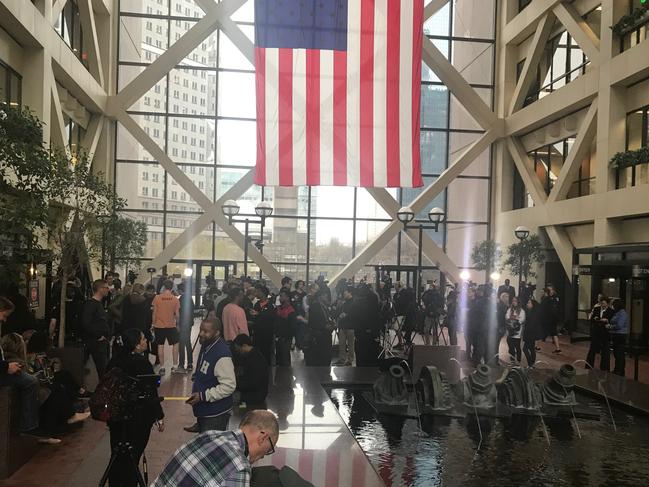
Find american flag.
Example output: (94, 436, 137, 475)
(254, 0, 424, 188)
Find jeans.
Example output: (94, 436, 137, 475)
(178, 326, 193, 368)
(523, 339, 536, 367)
(507, 336, 522, 363)
(197, 413, 230, 433)
(0, 371, 40, 432)
(338, 329, 355, 364)
(611, 334, 626, 376)
(86, 339, 110, 378)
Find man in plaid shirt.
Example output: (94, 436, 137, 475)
(152, 410, 279, 486)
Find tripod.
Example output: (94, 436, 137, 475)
(98, 421, 148, 487)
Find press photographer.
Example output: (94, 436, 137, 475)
(96, 328, 165, 486)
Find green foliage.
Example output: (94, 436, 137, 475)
(611, 6, 648, 37)
(47, 149, 126, 277)
(503, 234, 545, 281)
(0, 104, 54, 284)
(89, 214, 148, 271)
(609, 146, 649, 170)
(471, 240, 501, 272)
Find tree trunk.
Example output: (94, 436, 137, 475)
(58, 270, 67, 348)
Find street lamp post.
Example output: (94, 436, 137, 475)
(222, 199, 273, 278)
(514, 225, 530, 297)
(397, 206, 445, 301)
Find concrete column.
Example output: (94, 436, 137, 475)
(21, 48, 52, 145)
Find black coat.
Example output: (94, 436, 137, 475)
(236, 348, 269, 406)
(106, 352, 164, 424)
(523, 306, 543, 342)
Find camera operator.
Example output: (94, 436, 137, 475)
(106, 328, 164, 487)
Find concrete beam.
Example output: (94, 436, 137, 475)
(332, 130, 498, 284)
(78, 0, 105, 87)
(547, 101, 597, 202)
(553, 2, 600, 66)
(367, 188, 461, 282)
(509, 13, 555, 114)
(422, 35, 498, 131)
(115, 0, 246, 110)
(545, 225, 574, 280)
(505, 69, 598, 135)
(505, 137, 548, 206)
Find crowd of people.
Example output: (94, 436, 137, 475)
(0, 268, 635, 485)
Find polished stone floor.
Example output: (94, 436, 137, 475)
(1, 329, 648, 487)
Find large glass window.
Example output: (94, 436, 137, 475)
(618, 105, 649, 188)
(513, 134, 595, 209)
(116, 0, 495, 282)
(0, 60, 21, 107)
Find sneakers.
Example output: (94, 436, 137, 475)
(186, 364, 193, 372)
(552, 349, 562, 354)
(183, 423, 199, 433)
(67, 412, 91, 424)
(158, 367, 166, 375)
(22, 428, 61, 444)
(171, 366, 185, 374)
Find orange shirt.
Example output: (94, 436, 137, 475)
(152, 292, 180, 328)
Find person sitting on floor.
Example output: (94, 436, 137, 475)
(153, 410, 279, 487)
(232, 334, 269, 410)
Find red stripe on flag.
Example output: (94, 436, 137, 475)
(378, 452, 393, 487)
(352, 451, 367, 486)
(255, 48, 266, 186)
(325, 449, 340, 487)
(386, 1, 401, 187)
(359, 0, 375, 187)
(271, 448, 287, 469)
(333, 50, 347, 186)
(298, 449, 314, 479)
(278, 48, 293, 186)
(306, 50, 320, 186)
(411, 2, 424, 187)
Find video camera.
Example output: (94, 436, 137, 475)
(131, 374, 162, 403)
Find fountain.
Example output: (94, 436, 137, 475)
(372, 358, 410, 407)
(462, 364, 497, 409)
(418, 365, 452, 412)
(541, 364, 578, 406)
(497, 367, 543, 411)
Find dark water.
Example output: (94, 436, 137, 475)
(328, 388, 649, 487)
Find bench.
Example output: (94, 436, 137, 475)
(0, 385, 39, 479)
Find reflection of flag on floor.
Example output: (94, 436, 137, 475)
(254, 0, 424, 188)
(262, 447, 380, 486)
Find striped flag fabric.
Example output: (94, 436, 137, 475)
(254, 0, 424, 188)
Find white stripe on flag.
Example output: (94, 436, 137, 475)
(346, 0, 362, 186)
(338, 447, 353, 486)
(292, 48, 307, 186)
(312, 449, 327, 486)
(265, 48, 280, 186)
(399, 0, 414, 187)
(320, 49, 334, 186)
(373, 0, 388, 188)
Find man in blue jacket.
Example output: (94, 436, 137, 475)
(186, 317, 237, 432)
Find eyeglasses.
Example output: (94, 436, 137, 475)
(266, 435, 275, 455)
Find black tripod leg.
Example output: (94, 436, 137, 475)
(125, 445, 147, 487)
(98, 452, 118, 487)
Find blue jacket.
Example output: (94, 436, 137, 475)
(609, 310, 629, 335)
(192, 337, 236, 418)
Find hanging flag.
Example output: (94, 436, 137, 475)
(254, 0, 424, 188)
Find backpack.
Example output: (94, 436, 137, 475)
(89, 367, 136, 422)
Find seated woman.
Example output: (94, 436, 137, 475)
(106, 328, 165, 487)
(0, 333, 89, 436)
